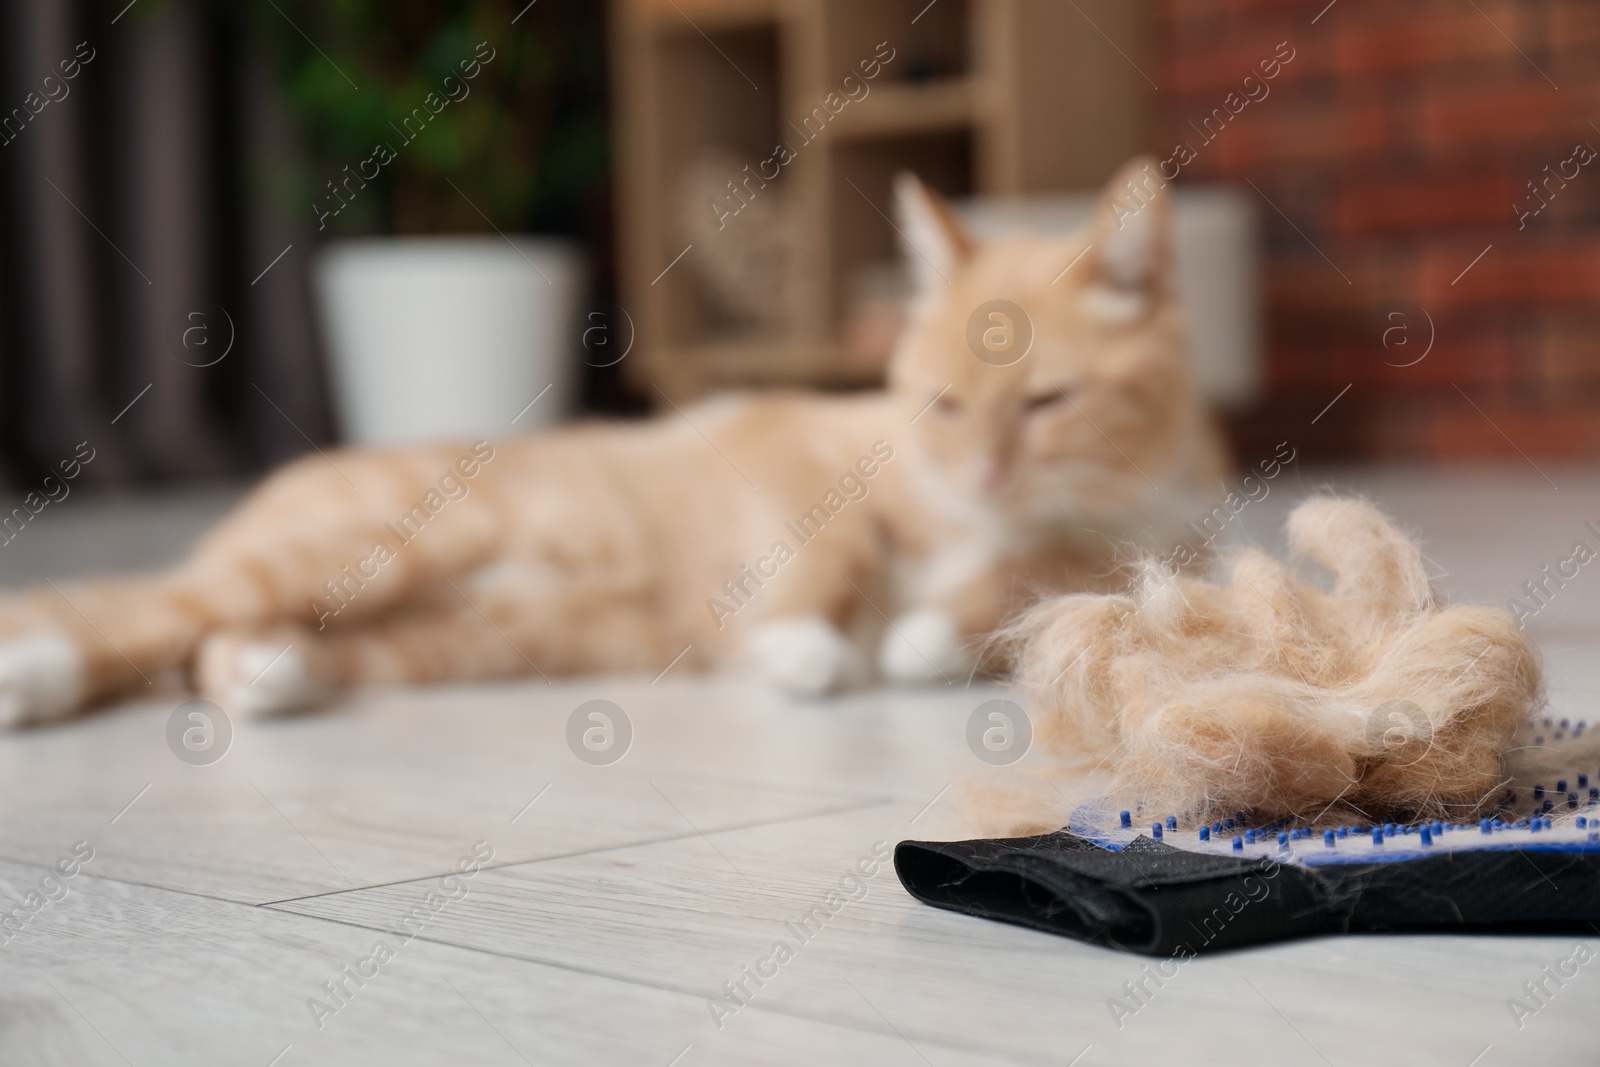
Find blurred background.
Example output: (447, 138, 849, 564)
(0, 0, 1595, 493)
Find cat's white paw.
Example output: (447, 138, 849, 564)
(747, 617, 859, 698)
(0, 631, 85, 727)
(197, 634, 321, 718)
(879, 610, 972, 685)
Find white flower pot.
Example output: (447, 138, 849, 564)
(315, 236, 584, 445)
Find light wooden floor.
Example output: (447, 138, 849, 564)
(2, 467, 1597, 1066)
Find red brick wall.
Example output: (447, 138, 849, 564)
(1158, 0, 1600, 460)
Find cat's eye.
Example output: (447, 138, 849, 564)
(1023, 388, 1073, 414)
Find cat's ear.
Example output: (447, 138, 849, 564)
(894, 172, 974, 293)
(1088, 156, 1172, 291)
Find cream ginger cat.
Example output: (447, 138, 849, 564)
(0, 158, 1223, 724)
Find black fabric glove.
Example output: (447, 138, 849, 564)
(894, 832, 1600, 955)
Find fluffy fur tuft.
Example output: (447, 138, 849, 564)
(1005, 496, 1544, 828)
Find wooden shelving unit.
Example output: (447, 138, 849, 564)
(610, 0, 1155, 397)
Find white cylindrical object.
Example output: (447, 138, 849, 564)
(315, 236, 584, 445)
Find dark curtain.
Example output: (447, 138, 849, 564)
(0, 0, 334, 488)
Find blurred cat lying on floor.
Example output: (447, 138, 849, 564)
(0, 157, 1226, 724)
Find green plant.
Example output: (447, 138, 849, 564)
(251, 0, 607, 235)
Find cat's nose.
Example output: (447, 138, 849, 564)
(976, 459, 1004, 493)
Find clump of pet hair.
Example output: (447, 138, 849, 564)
(1003, 496, 1543, 829)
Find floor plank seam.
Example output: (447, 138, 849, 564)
(254, 797, 897, 906)
(234, 901, 1055, 1065)
(0, 852, 284, 911)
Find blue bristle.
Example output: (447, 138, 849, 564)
(1535, 785, 1546, 800)
(1580, 774, 1590, 789)
(1529, 820, 1541, 834)
(1570, 793, 1580, 809)
(1120, 810, 1131, 829)
(1166, 816, 1177, 830)
(1232, 835, 1243, 850)
(1371, 827, 1383, 844)
(1245, 829, 1256, 843)
(1579, 817, 1589, 829)
(1419, 826, 1433, 845)
(1199, 826, 1211, 841)
(1337, 826, 1349, 838)
(1480, 819, 1492, 833)
(1323, 829, 1335, 846)
(1558, 780, 1568, 793)
(1224, 817, 1235, 829)
(1277, 831, 1288, 848)
(1152, 823, 1163, 840)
